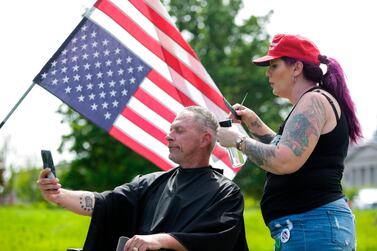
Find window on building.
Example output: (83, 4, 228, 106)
(361, 167, 366, 186)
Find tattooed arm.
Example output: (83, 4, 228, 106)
(219, 93, 329, 174)
(248, 116, 276, 144)
(232, 104, 276, 144)
(56, 189, 95, 216)
(247, 93, 327, 174)
(38, 168, 95, 216)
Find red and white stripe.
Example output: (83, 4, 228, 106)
(87, 0, 242, 178)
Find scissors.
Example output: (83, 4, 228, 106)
(223, 92, 248, 120)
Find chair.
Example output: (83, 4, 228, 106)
(66, 236, 128, 251)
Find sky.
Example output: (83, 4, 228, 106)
(1, 0, 376, 168)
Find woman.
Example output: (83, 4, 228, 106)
(217, 34, 361, 250)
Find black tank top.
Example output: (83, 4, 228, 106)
(260, 88, 349, 224)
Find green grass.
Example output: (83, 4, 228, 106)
(244, 208, 274, 250)
(0, 205, 376, 251)
(0, 205, 90, 251)
(354, 210, 377, 251)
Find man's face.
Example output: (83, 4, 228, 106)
(165, 112, 205, 165)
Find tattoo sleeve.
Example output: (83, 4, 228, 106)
(250, 117, 263, 129)
(244, 140, 276, 166)
(280, 96, 326, 156)
(251, 133, 276, 144)
(249, 117, 276, 144)
(79, 192, 94, 212)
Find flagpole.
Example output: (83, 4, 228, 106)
(0, 82, 36, 130)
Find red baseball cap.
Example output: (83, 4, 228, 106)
(252, 34, 321, 66)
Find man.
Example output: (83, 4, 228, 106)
(38, 106, 248, 251)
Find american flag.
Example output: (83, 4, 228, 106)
(33, 0, 242, 178)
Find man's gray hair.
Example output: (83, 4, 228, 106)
(181, 106, 218, 133)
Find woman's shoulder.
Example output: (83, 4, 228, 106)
(297, 89, 341, 133)
(298, 89, 340, 112)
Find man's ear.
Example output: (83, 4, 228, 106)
(200, 132, 212, 148)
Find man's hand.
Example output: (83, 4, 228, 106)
(124, 234, 164, 251)
(37, 168, 62, 204)
(124, 233, 187, 251)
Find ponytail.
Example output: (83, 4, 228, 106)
(283, 55, 363, 143)
(319, 55, 362, 143)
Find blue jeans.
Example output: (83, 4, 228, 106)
(268, 198, 356, 251)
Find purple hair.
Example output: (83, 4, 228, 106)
(283, 56, 362, 143)
(320, 57, 362, 143)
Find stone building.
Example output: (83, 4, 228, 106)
(343, 132, 377, 188)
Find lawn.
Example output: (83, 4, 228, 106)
(0, 205, 90, 251)
(0, 205, 376, 250)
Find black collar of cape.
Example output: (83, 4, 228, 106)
(177, 165, 224, 175)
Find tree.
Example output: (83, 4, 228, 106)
(58, 1, 283, 196)
(0, 147, 5, 194)
(0, 137, 10, 196)
(13, 167, 45, 203)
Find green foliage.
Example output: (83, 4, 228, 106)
(1, 167, 45, 203)
(0, 167, 15, 200)
(0, 167, 5, 193)
(1, 206, 377, 251)
(0, 138, 10, 195)
(343, 186, 359, 201)
(13, 167, 44, 202)
(235, 162, 266, 199)
(2, 165, 55, 204)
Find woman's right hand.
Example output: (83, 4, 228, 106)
(37, 168, 62, 204)
(232, 103, 258, 128)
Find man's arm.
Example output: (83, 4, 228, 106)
(37, 168, 95, 216)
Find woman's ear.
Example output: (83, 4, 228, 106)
(293, 61, 304, 76)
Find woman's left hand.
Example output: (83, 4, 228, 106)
(217, 127, 243, 148)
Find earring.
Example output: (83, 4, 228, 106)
(292, 75, 297, 84)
